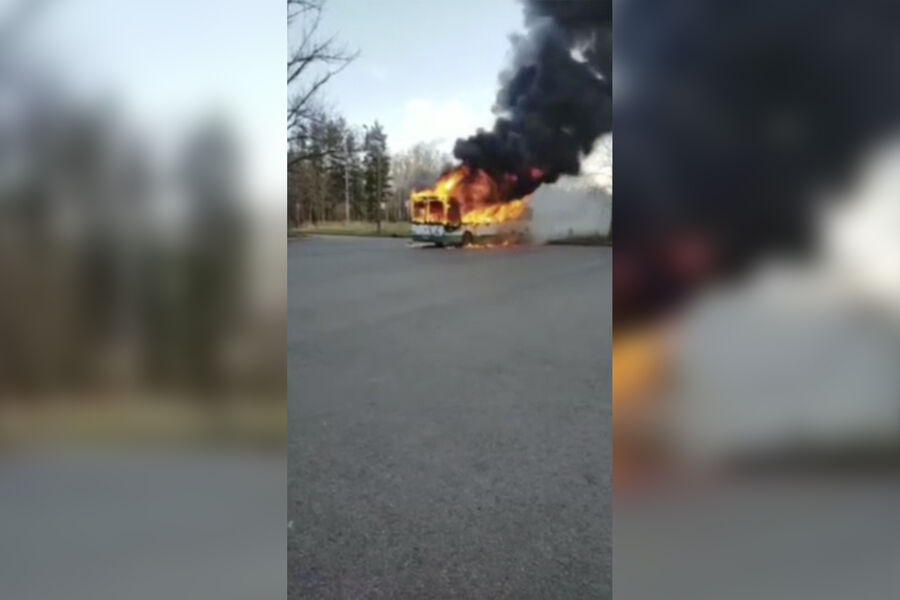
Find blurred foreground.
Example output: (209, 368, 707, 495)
(0, 449, 286, 600)
(0, 2, 285, 447)
(0, 3, 285, 599)
(615, 2, 900, 598)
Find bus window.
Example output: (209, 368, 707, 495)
(428, 200, 444, 223)
(447, 200, 461, 225)
(412, 201, 425, 222)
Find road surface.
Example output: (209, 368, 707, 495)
(288, 236, 611, 599)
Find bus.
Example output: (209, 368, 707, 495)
(409, 194, 532, 247)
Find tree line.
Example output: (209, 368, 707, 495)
(288, 113, 392, 226)
(288, 113, 454, 227)
(287, 0, 451, 229)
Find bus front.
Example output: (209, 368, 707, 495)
(410, 192, 457, 245)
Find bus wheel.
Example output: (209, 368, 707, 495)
(462, 231, 474, 246)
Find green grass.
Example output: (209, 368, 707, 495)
(290, 221, 411, 238)
(0, 397, 286, 449)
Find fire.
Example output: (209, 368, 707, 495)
(461, 197, 530, 225)
(435, 168, 466, 196)
(409, 164, 538, 226)
(463, 240, 516, 250)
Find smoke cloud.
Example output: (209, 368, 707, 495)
(453, 0, 611, 194)
(615, 0, 900, 325)
(529, 142, 612, 243)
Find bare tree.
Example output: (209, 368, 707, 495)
(287, 0, 358, 163)
(391, 142, 452, 221)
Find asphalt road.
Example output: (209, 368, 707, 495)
(288, 236, 611, 599)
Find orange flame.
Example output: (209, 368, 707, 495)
(410, 165, 533, 226)
(461, 197, 530, 225)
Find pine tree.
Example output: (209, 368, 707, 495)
(363, 121, 391, 229)
(344, 129, 365, 221)
(322, 117, 347, 221)
(287, 113, 383, 226)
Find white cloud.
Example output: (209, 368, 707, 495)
(392, 97, 492, 154)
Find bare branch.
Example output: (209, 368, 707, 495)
(287, 0, 322, 24)
(287, 0, 357, 156)
(287, 34, 353, 84)
(288, 147, 342, 167)
(289, 56, 354, 115)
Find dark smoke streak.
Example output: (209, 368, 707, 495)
(453, 0, 611, 198)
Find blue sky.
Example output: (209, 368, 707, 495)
(293, 0, 525, 154)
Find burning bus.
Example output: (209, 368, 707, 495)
(409, 165, 536, 247)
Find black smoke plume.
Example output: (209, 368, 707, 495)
(453, 0, 611, 198)
(614, 0, 900, 326)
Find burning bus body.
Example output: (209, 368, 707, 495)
(408, 165, 538, 247)
(408, 145, 612, 248)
